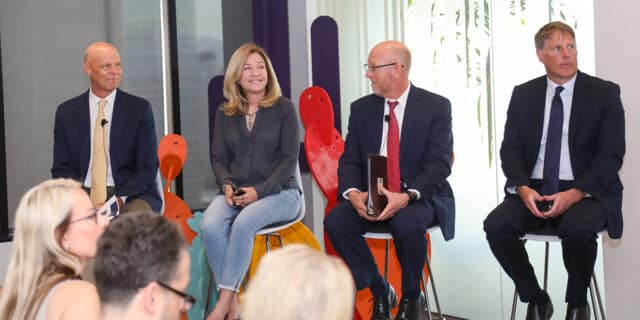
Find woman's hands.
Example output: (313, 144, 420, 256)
(223, 183, 235, 206)
(231, 187, 258, 208)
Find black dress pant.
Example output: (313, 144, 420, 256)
(324, 200, 436, 294)
(484, 182, 606, 305)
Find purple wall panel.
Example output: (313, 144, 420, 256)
(310, 16, 342, 133)
(252, 0, 291, 99)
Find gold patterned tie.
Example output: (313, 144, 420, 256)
(90, 99, 108, 204)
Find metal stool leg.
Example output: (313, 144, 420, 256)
(425, 253, 444, 319)
(422, 271, 433, 320)
(589, 281, 600, 320)
(591, 272, 607, 320)
(265, 233, 272, 252)
(510, 289, 518, 320)
(276, 233, 284, 247)
(245, 232, 274, 289)
(510, 239, 528, 320)
(383, 239, 389, 280)
(543, 241, 549, 291)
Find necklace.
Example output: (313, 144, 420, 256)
(245, 109, 259, 131)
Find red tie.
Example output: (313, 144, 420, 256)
(387, 100, 400, 192)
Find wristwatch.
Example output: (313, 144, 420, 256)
(221, 181, 237, 194)
(403, 190, 417, 204)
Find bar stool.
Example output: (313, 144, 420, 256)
(510, 229, 607, 320)
(363, 224, 445, 320)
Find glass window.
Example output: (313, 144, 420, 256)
(175, 0, 225, 210)
(0, 0, 164, 228)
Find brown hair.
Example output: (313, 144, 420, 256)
(535, 21, 575, 50)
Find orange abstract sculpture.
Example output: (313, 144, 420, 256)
(158, 134, 196, 244)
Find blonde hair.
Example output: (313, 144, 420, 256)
(241, 244, 355, 320)
(0, 179, 83, 320)
(222, 43, 282, 116)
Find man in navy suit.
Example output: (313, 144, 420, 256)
(52, 42, 161, 213)
(324, 40, 454, 320)
(484, 22, 625, 320)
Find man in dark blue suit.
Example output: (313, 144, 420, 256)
(484, 22, 625, 320)
(52, 42, 161, 213)
(324, 40, 454, 320)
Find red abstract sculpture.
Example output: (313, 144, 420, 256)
(299, 86, 343, 255)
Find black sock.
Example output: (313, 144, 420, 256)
(369, 275, 388, 299)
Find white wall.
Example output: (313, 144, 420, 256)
(594, 1, 640, 319)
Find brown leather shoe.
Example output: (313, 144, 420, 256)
(565, 302, 590, 320)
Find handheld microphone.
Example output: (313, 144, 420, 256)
(384, 115, 390, 122)
(101, 119, 109, 127)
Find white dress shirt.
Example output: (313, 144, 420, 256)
(530, 75, 577, 180)
(343, 84, 421, 199)
(507, 74, 577, 194)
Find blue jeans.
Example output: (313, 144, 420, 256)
(201, 188, 301, 292)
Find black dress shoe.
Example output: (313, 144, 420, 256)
(395, 292, 428, 320)
(525, 295, 553, 320)
(371, 284, 397, 320)
(565, 302, 590, 320)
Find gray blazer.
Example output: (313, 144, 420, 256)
(211, 96, 300, 198)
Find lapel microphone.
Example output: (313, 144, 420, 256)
(384, 115, 390, 122)
(101, 119, 109, 127)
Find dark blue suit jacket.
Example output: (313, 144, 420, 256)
(52, 89, 161, 212)
(500, 71, 625, 238)
(338, 85, 456, 240)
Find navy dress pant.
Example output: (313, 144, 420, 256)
(324, 200, 436, 294)
(484, 181, 606, 306)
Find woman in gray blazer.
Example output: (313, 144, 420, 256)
(202, 43, 302, 320)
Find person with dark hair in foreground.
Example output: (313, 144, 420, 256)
(484, 21, 625, 320)
(95, 211, 193, 320)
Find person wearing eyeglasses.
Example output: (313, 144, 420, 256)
(94, 211, 192, 320)
(202, 43, 302, 320)
(324, 40, 454, 320)
(0, 178, 108, 320)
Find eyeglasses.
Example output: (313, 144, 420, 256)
(66, 208, 108, 225)
(157, 281, 197, 312)
(363, 62, 397, 72)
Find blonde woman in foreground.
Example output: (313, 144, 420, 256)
(0, 178, 108, 320)
(241, 244, 355, 320)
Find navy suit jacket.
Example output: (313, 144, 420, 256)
(338, 85, 456, 240)
(52, 89, 161, 212)
(500, 71, 625, 238)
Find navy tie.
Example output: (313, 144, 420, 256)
(541, 86, 564, 195)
